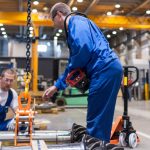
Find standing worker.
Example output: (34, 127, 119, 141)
(0, 69, 18, 131)
(43, 2, 123, 145)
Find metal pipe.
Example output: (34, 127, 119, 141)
(0, 130, 71, 143)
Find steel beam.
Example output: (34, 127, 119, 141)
(0, 12, 53, 26)
(31, 26, 39, 92)
(89, 15, 150, 30)
(0, 12, 150, 29)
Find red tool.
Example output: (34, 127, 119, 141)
(66, 69, 89, 93)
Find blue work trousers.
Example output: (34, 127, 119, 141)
(86, 59, 123, 142)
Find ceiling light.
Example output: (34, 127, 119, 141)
(0, 23, 3, 26)
(33, 0, 39, 5)
(146, 10, 150, 15)
(54, 36, 58, 40)
(58, 29, 63, 33)
(30, 30, 33, 34)
(38, 45, 47, 52)
(29, 27, 33, 31)
(56, 33, 60, 36)
(119, 27, 124, 30)
(2, 31, 6, 35)
(107, 11, 112, 16)
(47, 42, 51, 46)
(77, 0, 83, 2)
(42, 34, 47, 39)
(115, 4, 121, 8)
(112, 31, 117, 35)
(32, 9, 38, 13)
(29, 34, 33, 37)
(1, 27, 5, 31)
(4, 35, 7, 38)
(43, 6, 48, 11)
(107, 34, 111, 38)
(72, 7, 78, 11)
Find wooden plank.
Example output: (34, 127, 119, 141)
(41, 108, 58, 114)
(0, 141, 2, 150)
(39, 140, 48, 150)
(31, 140, 38, 150)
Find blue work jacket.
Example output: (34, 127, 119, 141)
(54, 15, 118, 92)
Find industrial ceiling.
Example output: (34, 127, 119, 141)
(0, 0, 150, 41)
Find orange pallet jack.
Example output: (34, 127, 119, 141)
(110, 66, 140, 148)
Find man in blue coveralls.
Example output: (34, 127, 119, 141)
(0, 69, 18, 131)
(43, 2, 123, 145)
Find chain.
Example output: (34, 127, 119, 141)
(26, 0, 31, 78)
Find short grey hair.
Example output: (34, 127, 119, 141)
(1, 68, 16, 78)
(50, 2, 71, 20)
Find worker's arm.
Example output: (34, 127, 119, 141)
(10, 89, 18, 114)
(43, 64, 70, 98)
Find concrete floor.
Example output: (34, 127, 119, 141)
(35, 97, 150, 150)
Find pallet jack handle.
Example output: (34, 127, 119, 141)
(123, 66, 139, 87)
(123, 66, 139, 116)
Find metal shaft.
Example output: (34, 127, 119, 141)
(0, 130, 71, 143)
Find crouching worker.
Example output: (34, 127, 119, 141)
(0, 69, 18, 131)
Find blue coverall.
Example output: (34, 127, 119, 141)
(54, 15, 123, 142)
(0, 89, 13, 131)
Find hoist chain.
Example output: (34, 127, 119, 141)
(26, 0, 31, 77)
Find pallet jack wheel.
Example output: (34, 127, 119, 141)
(129, 133, 138, 148)
(119, 132, 127, 147)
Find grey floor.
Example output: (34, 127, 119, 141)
(35, 97, 150, 150)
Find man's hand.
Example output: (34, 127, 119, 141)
(43, 86, 58, 99)
(7, 118, 15, 131)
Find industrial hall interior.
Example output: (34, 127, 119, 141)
(0, 0, 150, 150)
